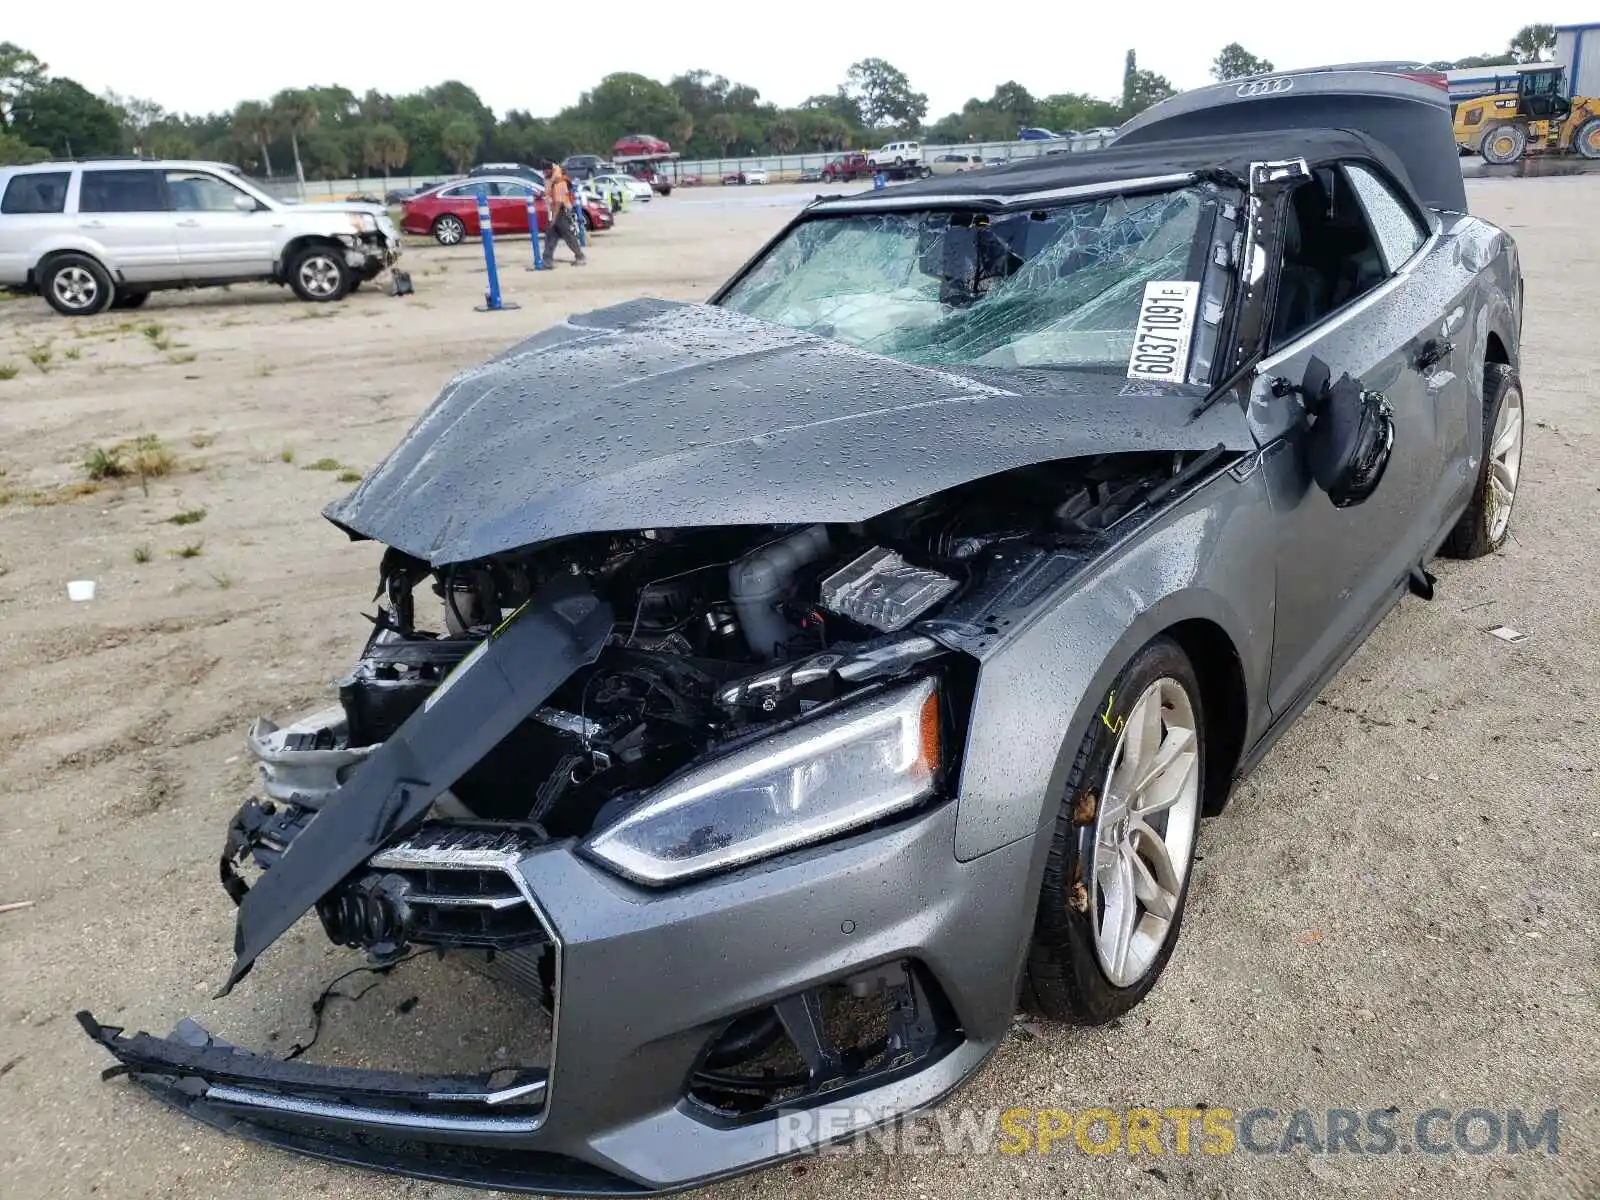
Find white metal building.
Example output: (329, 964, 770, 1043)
(1555, 22, 1600, 98)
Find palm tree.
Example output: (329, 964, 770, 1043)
(269, 89, 318, 185)
(705, 113, 738, 155)
(362, 123, 408, 184)
(232, 100, 274, 176)
(440, 118, 480, 172)
(670, 112, 694, 148)
(767, 117, 799, 154)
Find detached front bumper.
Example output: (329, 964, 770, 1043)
(82, 802, 1037, 1194)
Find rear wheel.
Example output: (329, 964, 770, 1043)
(1441, 364, 1523, 559)
(1025, 637, 1205, 1025)
(40, 254, 113, 317)
(1480, 123, 1528, 165)
(1573, 116, 1600, 159)
(287, 244, 351, 303)
(432, 214, 466, 245)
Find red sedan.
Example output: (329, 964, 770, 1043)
(613, 133, 671, 158)
(401, 178, 611, 245)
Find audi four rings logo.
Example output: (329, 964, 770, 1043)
(1236, 77, 1294, 97)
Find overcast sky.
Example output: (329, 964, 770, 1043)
(9, 3, 1594, 120)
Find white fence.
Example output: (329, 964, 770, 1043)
(264, 134, 1120, 201)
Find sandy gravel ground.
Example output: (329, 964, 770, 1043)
(0, 179, 1595, 1200)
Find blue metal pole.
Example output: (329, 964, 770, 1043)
(527, 190, 544, 271)
(473, 188, 518, 311)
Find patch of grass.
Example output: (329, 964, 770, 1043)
(27, 345, 51, 372)
(305, 457, 342, 471)
(168, 506, 207, 526)
(127, 434, 176, 483)
(279, 446, 295, 464)
(337, 469, 363, 483)
(64, 346, 81, 361)
(169, 351, 196, 364)
(189, 431, 215, 449)
(172, 539, 204, 559)
(208, 571, 235, 589)
(141, 322, 164, 342)
(151, 335, 172, 352)
(117, 321, 137, 333)
(84, 445, 129, 480)
(0, 364, 17, 381)
(133, 543, 152, 564)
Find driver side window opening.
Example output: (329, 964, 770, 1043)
(1269, 164, 1394, 349)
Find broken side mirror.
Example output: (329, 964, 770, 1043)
(1304, 366, 1395, 508)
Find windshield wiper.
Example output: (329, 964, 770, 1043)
(1188, 353, 1260, 422)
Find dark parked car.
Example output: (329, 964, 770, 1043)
(84, 73, 1525, 1194)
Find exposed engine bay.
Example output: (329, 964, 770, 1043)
(224, 450, 1231, 969)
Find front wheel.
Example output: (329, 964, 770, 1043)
(1025, 636, 1205, 1025)
(1480, 123, 1528, 165)
(41, 253, 113, 317)
(1573, 116, 1600, 160)
(287, 244, 351, 303)
(1441, 364, 1523, 559)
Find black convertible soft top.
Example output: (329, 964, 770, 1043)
(814, 127, 1433, 220)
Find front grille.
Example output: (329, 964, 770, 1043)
(319, 822, 555, 957)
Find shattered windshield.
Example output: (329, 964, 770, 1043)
(719, 187, 1211, 374)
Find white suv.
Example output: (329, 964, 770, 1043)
(868, 140, 923, 168)
(0, 159, 402, 316)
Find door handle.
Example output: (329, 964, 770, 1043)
(79, 220, 105, 230)
(176, 218, 200, 227)
(1414, 339, 1454, 372)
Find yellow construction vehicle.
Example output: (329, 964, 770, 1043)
(1453, 66, 1600, 163)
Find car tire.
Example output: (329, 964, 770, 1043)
(1441, 363, 1523, 559)
(1024, 636, 1205, 1025)
(110, 288, 150, 310)
(1480, 123, 1527, 165)
(1573, 117, 1600, 159)
(286, 244, 352, 303)
(432, 214, 466, 245)
(40, 253, 114, 317)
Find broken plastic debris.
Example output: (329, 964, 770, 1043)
(67, 580, 96, 602)
(1485, 625, 1528, 644)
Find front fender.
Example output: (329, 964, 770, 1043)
(952, 464, 1277, 862)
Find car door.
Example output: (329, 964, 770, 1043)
(487, 181, 536, 233)
(165, 168, 276, 280)
(74, 168, 181, 283)
(0, 170, 73, 284)
(1249, 160, 1453, 717)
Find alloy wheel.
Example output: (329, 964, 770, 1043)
(52, 265, 99, 312)
(1089, 677, 1201, 987)
(436, 216, 464, 245)
(1486, 385, 1524, 542)
(297, 254, 342, 298)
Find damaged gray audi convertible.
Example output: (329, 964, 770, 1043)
(83, 74, 1525, 1192)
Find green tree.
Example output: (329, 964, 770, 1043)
(1122, 49, 1139, 113)
(705, 112, 739, 154)
(440, 117, 480, 171)
(363, 123, 408, 180)
(270, 88, 319, 183)
(577, 72, 686, 142)
(670, 111, 694, 147)
(1211, 43, 1275, 81)
(0, 128, 47, 164)
(233, 100, 275, 175)
(10, 77, 122, 156)
(989, 81, 1037, 130)
(844, 58, 927, 129)
(302, 126, 352, 178)
(1510, 23, 1556, 63)
(0, 42, 46, 129)
(766, 115, 799, 153)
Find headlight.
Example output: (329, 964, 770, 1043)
(347, 212, 377, 233)
(583, 677, 940, 886)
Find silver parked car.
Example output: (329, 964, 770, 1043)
(0, 158, 402, 315)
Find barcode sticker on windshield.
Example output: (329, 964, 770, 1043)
(1126, 281, 1200, 382)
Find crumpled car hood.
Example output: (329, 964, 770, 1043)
(325, 298, 1253, 565)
